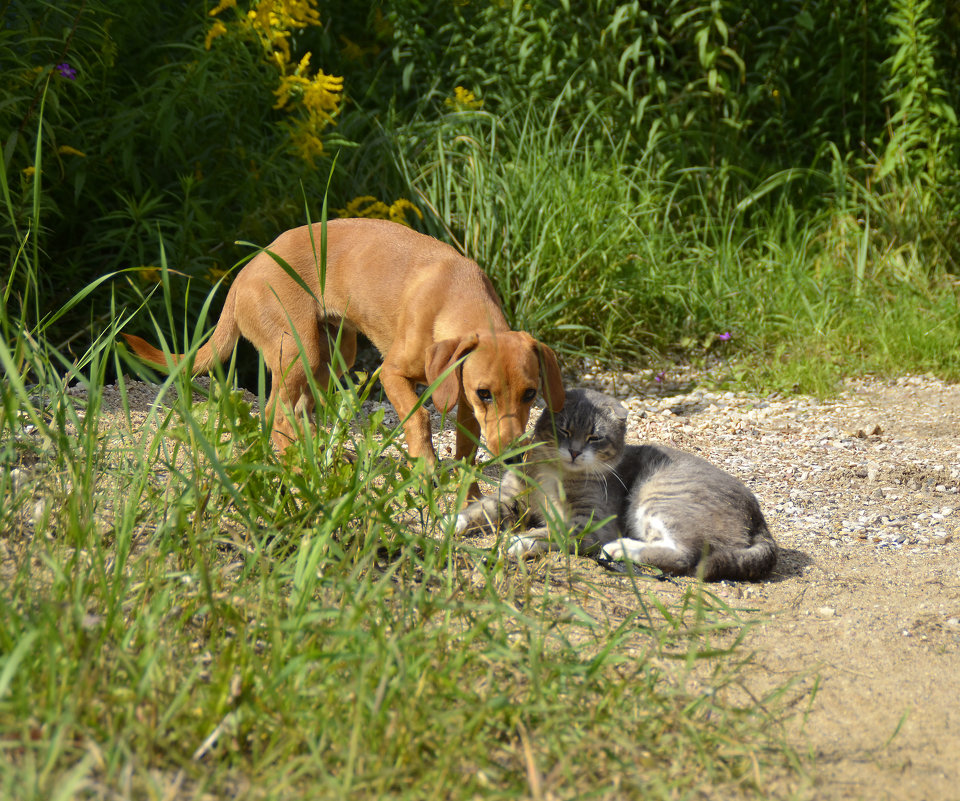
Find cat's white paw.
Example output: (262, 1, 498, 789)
(453, 513, 469, 534)
(601, 538, 645, 562)
(601, 540, 625, 561)
(506, 535, 549, 559)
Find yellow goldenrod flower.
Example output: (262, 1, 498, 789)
(336, 196, 387, 218)
(273, 55, 342, 126)
(273, 74, 304, 110)
(336, 196, 423, 227)
(289, 121, 327, 166)
(339, 35, 378, 62)
(444, 85, 483, 111)
(243, 0, 319, 60)
(205, 20, 228, 49)
(279, 0, 321, 28)
(209, 0, 236, 16)
(22, 166, 36, 178)
(137, 266, 161, 283)
(372, 8, 393, 40)
(273, 52, 312, 109)
(388, 198, 424, 226)
(269, 48, 288, 71)
(206, 266, 229, 282)
(213, 0, 338, 167)
(57, 145, 86, 157)
(301, 71, 343, 123)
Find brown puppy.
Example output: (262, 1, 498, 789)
(123, 217, 564, 470)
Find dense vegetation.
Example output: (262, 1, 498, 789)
(1, 1, 958, 797)
(3, 0, 959, 388)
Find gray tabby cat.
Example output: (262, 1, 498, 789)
(455, 388, 777, 581)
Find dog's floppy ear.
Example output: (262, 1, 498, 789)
(425, 334, 480, 412)
(535, 341, 565, 411)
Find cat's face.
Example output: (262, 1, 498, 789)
(532, 389, 627, 474)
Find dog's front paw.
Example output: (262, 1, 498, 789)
(505, 534, 549, 560)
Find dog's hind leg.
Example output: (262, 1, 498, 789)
(262, 323, 329, 451)
(321, 319, 357, 378)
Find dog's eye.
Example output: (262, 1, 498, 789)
(477, 389, 493, 403)
(521, 388, 537, 403)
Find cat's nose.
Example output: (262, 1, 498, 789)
(569, 450, 581, 462)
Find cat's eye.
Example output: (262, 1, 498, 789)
(476, 388, 493, 403)
(521, 388, 537, 403)
(556, 427, 571, 438)
(586, 434, 603, 444)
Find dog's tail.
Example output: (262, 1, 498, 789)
(122, 285, 240, 375)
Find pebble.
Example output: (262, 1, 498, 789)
(9, 468, 26, 494)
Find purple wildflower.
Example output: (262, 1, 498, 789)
(716, 331, 732, 341)
(654, 371, 665, 383)
(55, 63, 77, 80)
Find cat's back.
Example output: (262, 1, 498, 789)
(618, 442, 771, 538)
(618, 443, 757, 496)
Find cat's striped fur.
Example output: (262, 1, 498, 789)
(455, 388, 777, 581)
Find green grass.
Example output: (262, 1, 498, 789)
(0, 310, 807, 800)
(1, 142, 807, 797)
(386, 103, 960, 394)
(5, 10, 960, 798)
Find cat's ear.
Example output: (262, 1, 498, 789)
(535, 341, 565, 411)
(610, 398, 628, 421)
(592, 392, 627, 423)
(425, 334, 480, 411)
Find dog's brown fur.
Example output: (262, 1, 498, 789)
(123, 218, 564, 468)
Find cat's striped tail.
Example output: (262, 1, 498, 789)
(703, 527, 778, 581)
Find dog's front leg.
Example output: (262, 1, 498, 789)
(454, 397, 481, 462)
(453, 399, 485, 500)
(380, 368, 436, 464)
